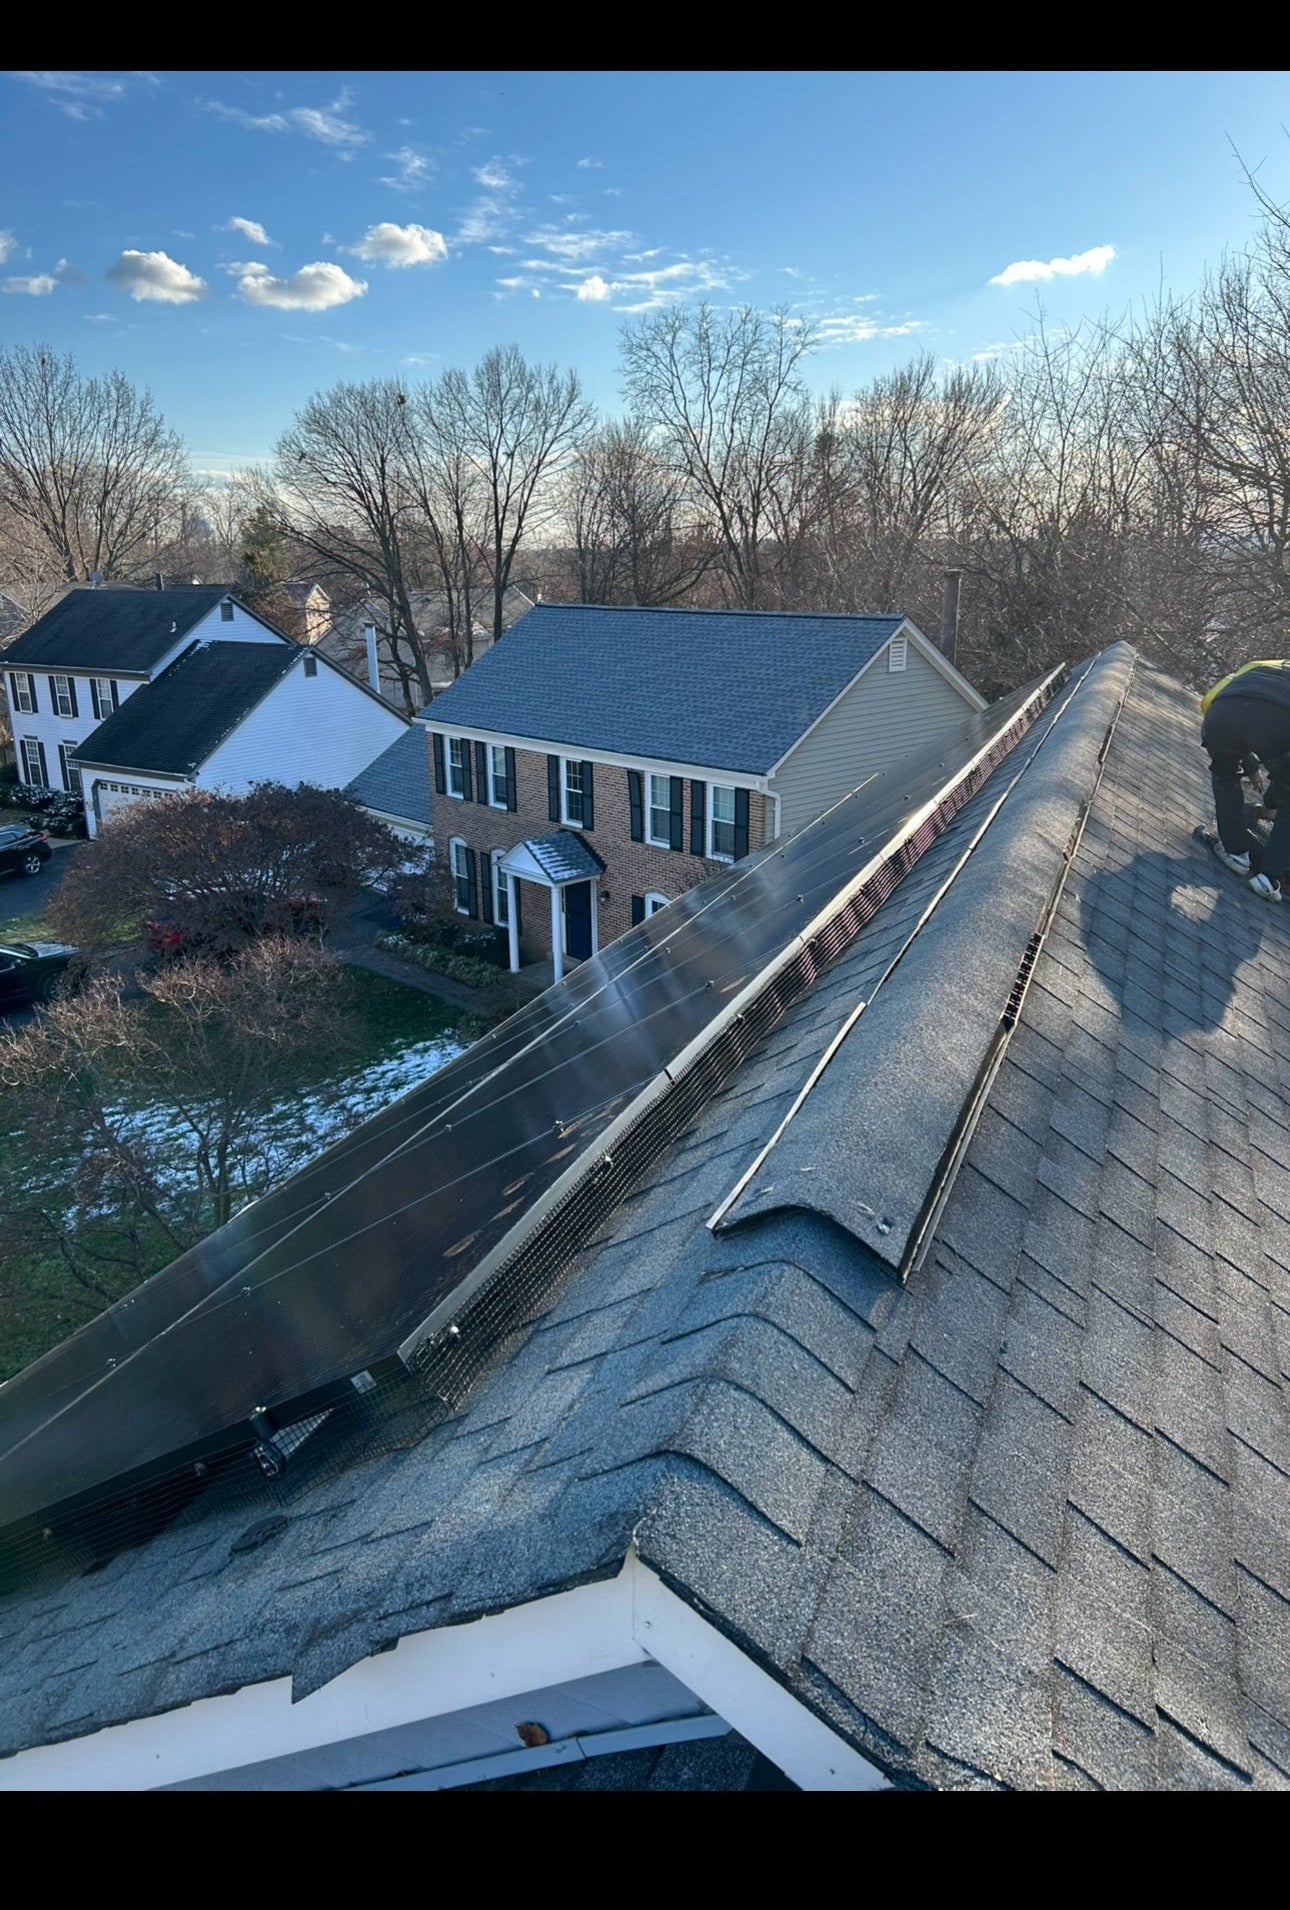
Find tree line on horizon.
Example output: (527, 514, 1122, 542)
(5, 175, 1290, 705)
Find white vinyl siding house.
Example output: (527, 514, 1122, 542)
(197, 657, 406, 796)
(5, 593, 285, 796)
(767, 635, 983, 838)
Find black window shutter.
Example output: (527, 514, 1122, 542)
(734, 788, 751, 860)
(547, 754, 561, 822)
(461, 742, 474, 803)
(631, 895, 645, 927)
(432, 732, 446, 795)
(464, 846, 479, 918)
(474, 740, 488, 803)
(690, 781, 706, 856)
(505, 746, 517, 812)
(581, 760, 595, 831)
(28, 674, 38, 712)
(111, 680, 120, 712)
(36, 740, 49, 787)
(67, 678, 79, 719)
(628, 769, 644, 842)
(668, 776, 685, 851)
(481, 852, 495, 923)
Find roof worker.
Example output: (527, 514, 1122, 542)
(1199, 659, 1290, 902)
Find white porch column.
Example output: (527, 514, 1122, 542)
(590, 885, 599, 957)
(550, 883, 564, 984)
(506, 872, 520, 973)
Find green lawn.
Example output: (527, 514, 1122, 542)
(0, 900, 55, 943)
(0, 965, 465, 1382)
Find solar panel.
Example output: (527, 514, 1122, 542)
(0, 668, 1064, 1566)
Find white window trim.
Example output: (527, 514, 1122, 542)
(646, 772, 673, 849)
(91, 677, 114, 721)
(58, 742, 81, 794)
(448, 836, 470, 913)
(50, 674, 74, 719)
(446, 738, 468, 801)
(491, 848, 509, 927)
(644, 892, 670, 918)
(707, 783, 737, 864)
(488, 745, 509, 811)
(561, 757, 586, 828)
(10, 672, 35, 716)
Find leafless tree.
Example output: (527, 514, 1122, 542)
(620, 304, 818, 609)
(427, 345, 594, 641)
(270, 380, 433, 710)
(561, 419, 712, 605)
(0, 345, 189, 584)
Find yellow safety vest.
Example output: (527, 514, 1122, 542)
(1200, 660, 1290, 714)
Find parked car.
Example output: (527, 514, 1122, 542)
(0, 824, 52, 880)
(0, 941, 78, 1007)
(145, 891, 328, 961)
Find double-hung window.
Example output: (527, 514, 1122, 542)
(489, 745, 509, 809)
(562, 759, 585, 826)
(51, 675, 75, 720)
(59, 743, 82, 795)
(646, 773, 672, 848)
(90, 677, 116, 721)
(492, 849, 510, 928)
(450, 837, 471, 912)
(709, 783, 737, 862)
(19, 738, 44, 788)
(447, 737, 468, 799)
(645, 892, 669, 918)
(9, 672, 35, 715)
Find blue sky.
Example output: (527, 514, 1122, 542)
(4, 69, 1290, 480)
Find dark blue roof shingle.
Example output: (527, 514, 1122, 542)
(421, 603, 913, 774)
(4, 586, 233, 675)
(346, 723, 428, 827)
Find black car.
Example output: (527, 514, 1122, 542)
(0, 941, 77, 1006)
(0, 824, 52, 880)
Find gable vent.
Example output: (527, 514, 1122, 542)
(888, 638, 908, 673)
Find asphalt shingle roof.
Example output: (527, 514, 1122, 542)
(345, 723, 428, 827)
(1, 648, 1287, 1792)
(71, 641, 299, 775)
(421, 602, 912, 775)
(4, 587, 231, 676)
(514, 830, 606, 884)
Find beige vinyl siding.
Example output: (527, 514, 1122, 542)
(769, 643, 977, 837)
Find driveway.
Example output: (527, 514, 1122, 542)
(0, 838, 86, 1030)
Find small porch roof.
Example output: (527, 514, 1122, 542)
(500, 830, 605, 888)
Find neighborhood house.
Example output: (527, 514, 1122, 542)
(421, 602, 984, 978)
(2, 586, 409, 837)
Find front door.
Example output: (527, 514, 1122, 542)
(563, 881, 592, 961)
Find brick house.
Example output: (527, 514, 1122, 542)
(421, 602, 984, 977)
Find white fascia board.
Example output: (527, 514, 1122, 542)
(73, 765, 191, 784)
(416, 718, 771, 795)
(765, 620, 984, 786)
(0, 1552, 884, 1793)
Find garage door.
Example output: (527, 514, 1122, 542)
(93, 781, 168, 827)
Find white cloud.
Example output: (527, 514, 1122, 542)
(575, 156, 602, 169)
(3, 274, 57, 297)
(15, 70, 126, 100)
(457, 199, 514, 245)
(85, 311, 118, 322)
(53, 258, 83, 284)
(523, 224, 633, 262)
(223, 215, 274, 247)
(234, 260, 367, 311)
(59, 102, 93, 121)
(473, 158, 513, 190)
(403, 352, 438, 366)
(0, 231, 15, 264)
(989, 244, 1116, 287)
(815, 312, 927, 346)
(106, 248, 208, 304)
(205, 91, 368, 151)
(380, 145, 431, 192)
(576, 274, 612, 302)
(350, 222, 447, 268)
